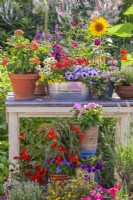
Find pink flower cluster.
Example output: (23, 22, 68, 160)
(80, 183, 121, 200)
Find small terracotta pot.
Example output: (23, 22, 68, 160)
(80, 126, 99, 150)
(115, 85, 133, 99)
(9, 73, 39, 100)
(48, 174, 70, 187)
(34, 83, 46, 95)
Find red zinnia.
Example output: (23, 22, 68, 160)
(120, 49, 128, 55)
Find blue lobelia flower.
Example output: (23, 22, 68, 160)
(56, 167, 62, 174)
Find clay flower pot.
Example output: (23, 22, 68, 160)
(9, 73, 39, 100)
(80, 126, 99, 150)
(34, 83, 47, 95)
(115, 85, 133, 99)
(48, 174, 70, 187)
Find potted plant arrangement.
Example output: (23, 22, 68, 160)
(115, 65, 133, 99)
(41, 118, 84, 184)
(1, 29, 50, 100)
(72, 102, 103, 154)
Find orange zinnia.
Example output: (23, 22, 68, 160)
(15, 29, 24, 35)
(22, 43, 27, 48)
(30, 41, 39, 51)
(120, 49, 128, 55)
(2, 57, 9, 66)
(29, 56, 40, 65)
(121, 56, 127, 61)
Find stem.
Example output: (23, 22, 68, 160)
(44, 0, 48, 37)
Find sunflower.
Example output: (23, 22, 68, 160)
(90, 17, 109, 37)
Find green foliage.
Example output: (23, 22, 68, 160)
(97, 118, 116, 188)
(112, 134, 133, 192)
(0, 141, 10, 195)
(0, 65, 11, 140)
(8, 181, 44, 200)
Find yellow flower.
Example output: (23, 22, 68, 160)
(48, 80, 53, 84)
(89, 17, 109, 37)
(68, 192, 71, 197)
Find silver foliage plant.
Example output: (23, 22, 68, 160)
(90, 0, 123, 24)
(8, 181, 44, 200)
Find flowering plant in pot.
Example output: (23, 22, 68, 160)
(72, 102, 103, 151)
(114, 65, 133, 99)
(1, 29, 46, 100)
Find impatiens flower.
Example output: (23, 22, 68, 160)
(114, 183, 121, 190)
(90, 190, 97, 196)
(94, 39, 101, 46)
(94, 194, 104, 200)
(71, 41, 78, 47)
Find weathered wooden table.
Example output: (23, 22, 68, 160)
(6, 93, 133, 166)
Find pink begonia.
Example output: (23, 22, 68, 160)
(90, 190, 97, 196)
(114, 183, 121, 190)
(108, 188, 117, 197)
(94, 194, 104, 200)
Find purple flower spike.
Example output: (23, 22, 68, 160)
(35, 28, 40, 40)
(55, 32, 62, 41)
(56, 167, 62, 174)
(47, 32, 52, 43)
(42, 31, 45, 41)
(94, 39, 101, 46)
(55, 24, 59, 32)
(73, 103, 82, 110)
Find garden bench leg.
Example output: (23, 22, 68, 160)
(8, 112, 19, 170)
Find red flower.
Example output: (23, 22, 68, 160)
(76, 58, 90, 65)
(10, 169, 15, 172)
(36, 164, 42, 169)
(67, 155, 71, 161)
(62, 148, 67, 153)
(57, 145, 63, 150)
(21, 153, 31, 161)
(20, 148, 26, 153)
(32, 174, 39, 181)
(24, 172, 32, 177)
(120, 49, 128, 55)
(71, 21, 77, 26)
(42, 169, 48, 174)
(55, 155, 62, 164)
(53, 134, 58, 140)
(48, 129, 55, 139)
(51, 142, 57, 148)
(18, 135, 23, 140)
(72, 156, 79, 163)
(13, 156, 20, 160)
(38, 177, 46, 185)
(108, 188, 117, 197)
(79, 134, 85, 141)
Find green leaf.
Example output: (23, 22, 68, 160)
(124, 5, 133, 15)
(108, 23, 133, 37)
(0, 164, 4, 169)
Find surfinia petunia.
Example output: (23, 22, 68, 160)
(89, 17, 109, 37)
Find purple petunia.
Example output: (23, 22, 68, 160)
(84, 174, 90, 181)
(80, 164, 88, 171)
(56, 167, 62, 174)
(81, 72, 88, 79)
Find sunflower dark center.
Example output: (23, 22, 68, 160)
(95, 23, 104, 31)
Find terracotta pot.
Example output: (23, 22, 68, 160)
(9, 73, 39, 100)
(80, 126, 99, 150)
(48, 174, 70, 186)
(34, 83, 46, 95)
(115, 85, 133, 99)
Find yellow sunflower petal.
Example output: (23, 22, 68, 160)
(89, 17, 109, 37)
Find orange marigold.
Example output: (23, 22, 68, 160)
(30, 41, 39, 51)
(15, 29, 24, 35)
(29, 56, 40, 65)
(120, 49, 128, 55)
(2, 57, 9, 66)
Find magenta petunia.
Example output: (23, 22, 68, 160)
(94, 39, 101, 46)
